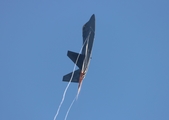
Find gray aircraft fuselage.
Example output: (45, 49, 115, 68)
(81, 14, 95, 75)
(62, 14, 95, 88)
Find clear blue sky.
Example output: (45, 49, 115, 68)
(1, 0, 169, 120)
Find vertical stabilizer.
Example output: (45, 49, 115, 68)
(67, 51, 84, 69)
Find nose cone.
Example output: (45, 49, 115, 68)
(82, 14, 95, 43)
(88, 14, 95, 32)
(90, 14, 95, 21)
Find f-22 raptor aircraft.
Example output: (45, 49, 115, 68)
(63, 14, 95, 89)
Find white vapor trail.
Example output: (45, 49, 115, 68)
(53, 35, 90, 120)
(53, 52, 81, 120)
(76, 80, 83, 100)
(64, 95, 76, 120)
(64, 80, 84, 120)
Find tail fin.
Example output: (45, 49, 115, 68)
(67, 51, 84, 69)
(63, 69, 80, 83)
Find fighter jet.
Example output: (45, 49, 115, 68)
(62, 14, 95, 89)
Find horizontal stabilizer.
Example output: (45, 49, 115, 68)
(67, 51, 85, 69)
(63, 69, 80, 83)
